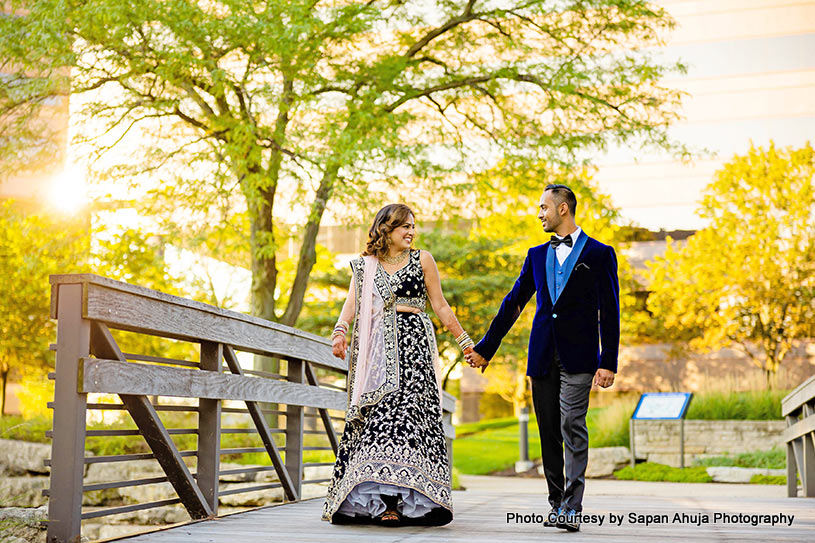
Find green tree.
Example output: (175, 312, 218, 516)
(0, 202, 87, 414)
(0, 200, 209, 415)
(2, 0, 687, 328)
(646, 143, 815, 387)
(0, 5, 71, 180)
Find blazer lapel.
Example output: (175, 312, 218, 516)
(546, 244, 556, 304)
(555, 231, 589, 303)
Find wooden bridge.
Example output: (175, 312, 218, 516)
(43, 274, 815, 542)
(45, 273, 454, 542)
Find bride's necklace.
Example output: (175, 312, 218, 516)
(381, 248, 409, 265)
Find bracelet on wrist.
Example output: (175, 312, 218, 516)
(456, 331, 474, 352)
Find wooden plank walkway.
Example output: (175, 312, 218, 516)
(116, 476, 815, 542)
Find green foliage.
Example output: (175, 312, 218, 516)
(3, 0, 688, 328)
(478, 391, 516, 420)
(646, 143, 815, 386)
(749, 474, 787, 485)
(693, 448, 785, 470)
(0, 201, 87, 413)
(613, 463, 713, 483)
(453, 419, 541, 475)
(453, 405, 622, 474)
(451, 467, 464, 491)
(587, 400, 635, 448)
(0, 414, 52, 443)
(452, 389, 785, 475)
(685, 390, 787, 421)
(455, 416, 519, 438)
(0, 199, 214, 415)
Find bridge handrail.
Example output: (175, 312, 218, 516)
(782, 374, 815, 498)
(46, 274, 456, 543)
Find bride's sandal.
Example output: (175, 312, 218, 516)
(379, 509, 401, 526)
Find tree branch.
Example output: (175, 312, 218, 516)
(404, 0, 479, 58)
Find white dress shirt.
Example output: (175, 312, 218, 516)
(553, 226, 582, 265)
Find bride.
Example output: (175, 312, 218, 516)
(322, 203, 475, 526)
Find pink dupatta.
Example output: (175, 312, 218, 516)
(346, 254, 443, 422)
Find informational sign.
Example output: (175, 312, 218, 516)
(631, 392, 693, 420)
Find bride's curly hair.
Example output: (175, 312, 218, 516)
(362, 204, 415, 257)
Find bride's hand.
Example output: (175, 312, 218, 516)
(464, 347, 489, 373)
(332, 335, 347, 359)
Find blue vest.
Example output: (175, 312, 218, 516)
(546, 231, 588, 305)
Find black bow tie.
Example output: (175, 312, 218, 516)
(550, 235, 573, 248)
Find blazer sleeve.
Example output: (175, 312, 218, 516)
(474, 249, 536, 361)
(598, 245, 620, 372)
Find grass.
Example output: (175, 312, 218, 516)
(452, 389, 786, 475)
(613, 462, 713, 483)
(451, 467, 463, 490)
(0, 414, 51, 443)
(453, 417, 543, 475)
(685, 389, 788, 420)
(749, 474, 787, 485)
(693, 448, 785, 469)
(453, 406, 629, 475)
(455, 416, 518, 438)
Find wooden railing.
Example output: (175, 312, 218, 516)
(782, 374, 815, 497)
(45, 274, 456, 543)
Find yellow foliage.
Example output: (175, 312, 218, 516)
(646, 142, 815, 385)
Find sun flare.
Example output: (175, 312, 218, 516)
(48, 165, 87, 214)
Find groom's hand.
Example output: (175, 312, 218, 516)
(464, 348, 489, 373)
(594, 368, 615, 388)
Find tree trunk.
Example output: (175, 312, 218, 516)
(247, 184, 280, 426)
(441, 361, 459, 390)
(1, 368, 8, 416)
(249, 188, 278, 323)
(279, 164, 339, 327)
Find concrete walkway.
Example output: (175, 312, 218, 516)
(115, 476, 815, 542)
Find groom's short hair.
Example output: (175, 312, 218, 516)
(545, 184, 577, 216)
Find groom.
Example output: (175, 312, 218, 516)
(466, 184, 619, 532)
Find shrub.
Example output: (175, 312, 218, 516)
(749, 474, 786, 485)
(685, 390, 787, 420)
(587, 401, 634, 447)
(613, 462, 712, 483)
(693, 448, 785, 469)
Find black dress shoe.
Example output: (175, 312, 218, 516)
(556, 509, 580, 532)
(543, 507, 560, 527)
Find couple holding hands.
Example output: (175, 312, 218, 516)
(322, 184, 620, 533)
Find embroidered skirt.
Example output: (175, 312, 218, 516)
(322, 312, 453, 525)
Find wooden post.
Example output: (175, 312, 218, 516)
(786, 422, 798, 497)
(803, 403, 815, 497)
(444, 411, 454, 472)
(198, 342, 222, 513)
(629, 419, 636, 469)
(285, 359, 304, 500)
(47, 284, 90, 543)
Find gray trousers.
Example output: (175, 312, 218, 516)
(531, 352, 593, 511)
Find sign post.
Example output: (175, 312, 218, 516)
(630, 392, 693, 468)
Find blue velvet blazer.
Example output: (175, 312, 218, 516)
(474, 231, 620, 377)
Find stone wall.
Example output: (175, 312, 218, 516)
(615, 342, 815, 393)
(631, 419, 786, 467)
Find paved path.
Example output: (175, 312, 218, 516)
(116, 476, 815, 542)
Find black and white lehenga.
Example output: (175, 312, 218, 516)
(322, 250, 453, 525)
